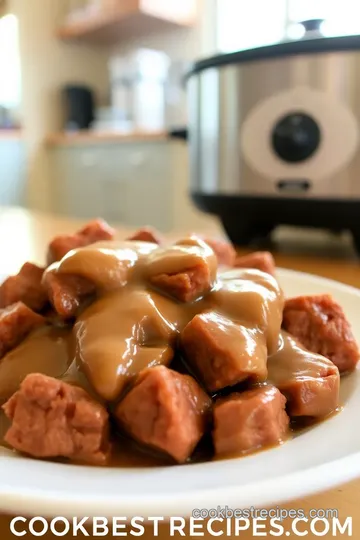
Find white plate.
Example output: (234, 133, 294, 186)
(1, 268, 360, 518)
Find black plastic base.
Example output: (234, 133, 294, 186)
(192, 193, 360, 253)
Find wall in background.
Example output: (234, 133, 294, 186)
(9, 0, 111, 212)
(217, 0, 287, 53)
(0, 14, 21, 114)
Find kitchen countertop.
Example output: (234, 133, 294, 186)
(0, 206, 359, 538)
(45, 130, 169, 146)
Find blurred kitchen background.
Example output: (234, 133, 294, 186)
(0, 0, 359, 235)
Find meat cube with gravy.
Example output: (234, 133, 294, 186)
(0, 262, 47, 312)
(147, 243, 217, 302)
(213, 386, 289, 456)
(0, 223, 356, 469)
(175, 235, 235, 267)
(0, 302, 45, 359)
(43, 271, 95, 318)
(150, 264, 211, 303)
(267, 331, 340, 417)
(115, 366, 211, 463)
(51, 241, 158, 292)
(282, 294, 359, 373)
(2, 373, 110, 464)
(181, 312, 267, 392)
(0, 326, 72, 404)
(47, 218, 115, 264)
(201, 237, 236, 266)
(211, 268, 284, 355)
(127, 227, 163, 244)
(234, 251, 275, 276)
(74, 289, 177, 401)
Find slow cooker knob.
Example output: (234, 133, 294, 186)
(271, 112, 321, 163)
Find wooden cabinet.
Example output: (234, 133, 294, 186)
(57, 0, 197, 44)
(48, 139, 215, 232)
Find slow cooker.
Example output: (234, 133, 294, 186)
(181, 33, 360, 253)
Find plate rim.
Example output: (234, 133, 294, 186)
(1, 451, 360, 519)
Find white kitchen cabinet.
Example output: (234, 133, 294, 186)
(50, 145, 128, 222)
(0, 138, 26, 207)
(48, 139, 215, 232)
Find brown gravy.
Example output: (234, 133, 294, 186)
(59, 242, 284, 402)
(0, 326, 73, 405)
(268, 331, 338, 386)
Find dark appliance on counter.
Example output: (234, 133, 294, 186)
(63, 85, 95, 131)
(174, 23, 360, 253)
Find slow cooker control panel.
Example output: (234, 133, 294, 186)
(240, 86, 359, 186)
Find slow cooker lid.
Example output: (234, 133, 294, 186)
(187, 34, 360, 79)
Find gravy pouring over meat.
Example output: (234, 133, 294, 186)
(0, 222, 358, 466)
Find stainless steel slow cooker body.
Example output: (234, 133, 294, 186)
(186, 36, 360, 250)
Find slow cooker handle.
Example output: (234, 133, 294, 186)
(300, 19, 325, 35)
(168, 128, 188, 141)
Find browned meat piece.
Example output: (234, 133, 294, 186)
(213, 386, 289, 456)
(127, 227, 163, 244)
(2, 373, 109, 464)
(281, 373, 339, 418)
(234, 251, 275, 276)
(282, 294, 359, 373)
(43, 271, 95, 318)
(267, 331, 340, 417)
(150, 261, 212, 303)
(47, 218, 115, 264)
(0, 263, 47, 312)
(181, 312, 267, 392)
(147, 242, 217, 303)
(115, 366, 211, 463)
(47, 233, 84, 265)
(176, 235, 235, 267)
(0, 302, 45, 359)
(79, 219, 115, 242)
(202, 237, 236, 266)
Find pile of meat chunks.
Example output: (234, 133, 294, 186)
(0, 220, 358, 466)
